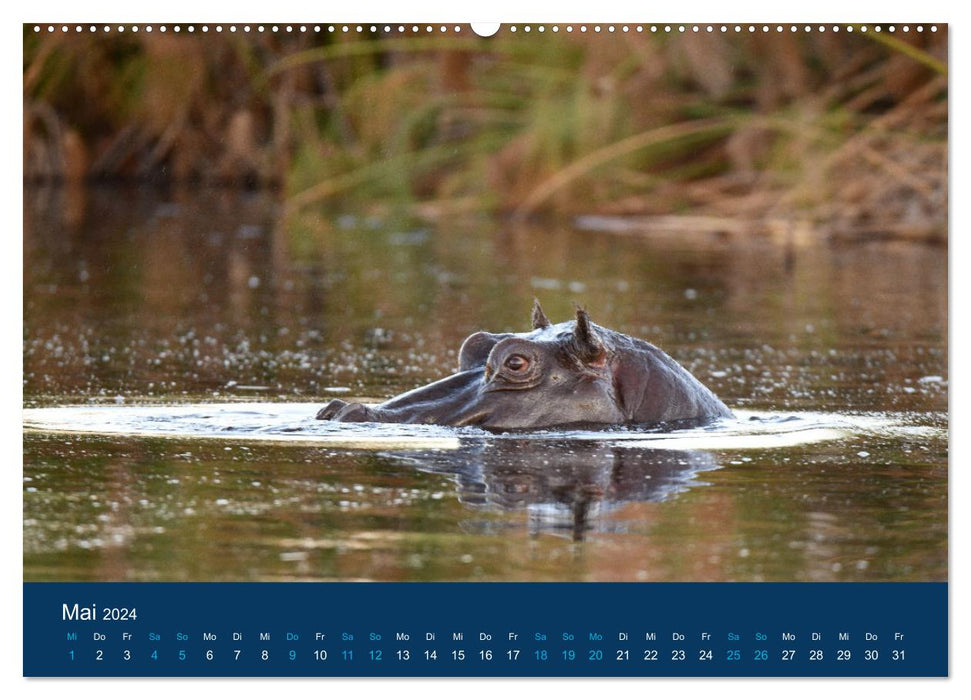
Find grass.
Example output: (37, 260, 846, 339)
(23, 26, 948, 238)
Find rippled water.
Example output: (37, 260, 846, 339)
(23, 187, 947, 582)
(23, 403, 939, 451)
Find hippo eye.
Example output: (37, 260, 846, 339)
(503, 354, 530, 372)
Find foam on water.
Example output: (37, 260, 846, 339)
(22, 403, 941, 451)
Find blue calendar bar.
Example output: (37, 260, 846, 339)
(24, 582, 947, 677)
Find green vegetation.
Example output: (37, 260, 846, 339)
(24, 25, 947, 237)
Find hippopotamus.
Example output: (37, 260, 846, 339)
(316, 301, 732, 430)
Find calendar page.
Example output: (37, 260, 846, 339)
(22, 19, 948, 679)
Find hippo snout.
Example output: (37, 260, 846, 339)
(316, 399, 374, 422)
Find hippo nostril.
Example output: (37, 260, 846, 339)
(316, 399, 349, 420)
(335, 402, 372, 422)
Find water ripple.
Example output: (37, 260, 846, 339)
(22, 403, 943, 451)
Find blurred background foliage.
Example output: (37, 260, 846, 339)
(23, 25, 947, 238)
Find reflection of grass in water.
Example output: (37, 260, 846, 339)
(22, 431, 557, 582)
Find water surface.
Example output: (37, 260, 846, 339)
(23, 187, 947, 582)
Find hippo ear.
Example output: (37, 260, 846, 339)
(458, 331, 510, 371)
(573, 305, 607, 365)
(531, 299, 552, 330)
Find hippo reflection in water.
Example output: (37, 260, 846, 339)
(387, 441, 721, 541)
(317, 301, 732, 430)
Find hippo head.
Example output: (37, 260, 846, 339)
(317, 301, 732, 430)
(443, 303, 625, 427)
